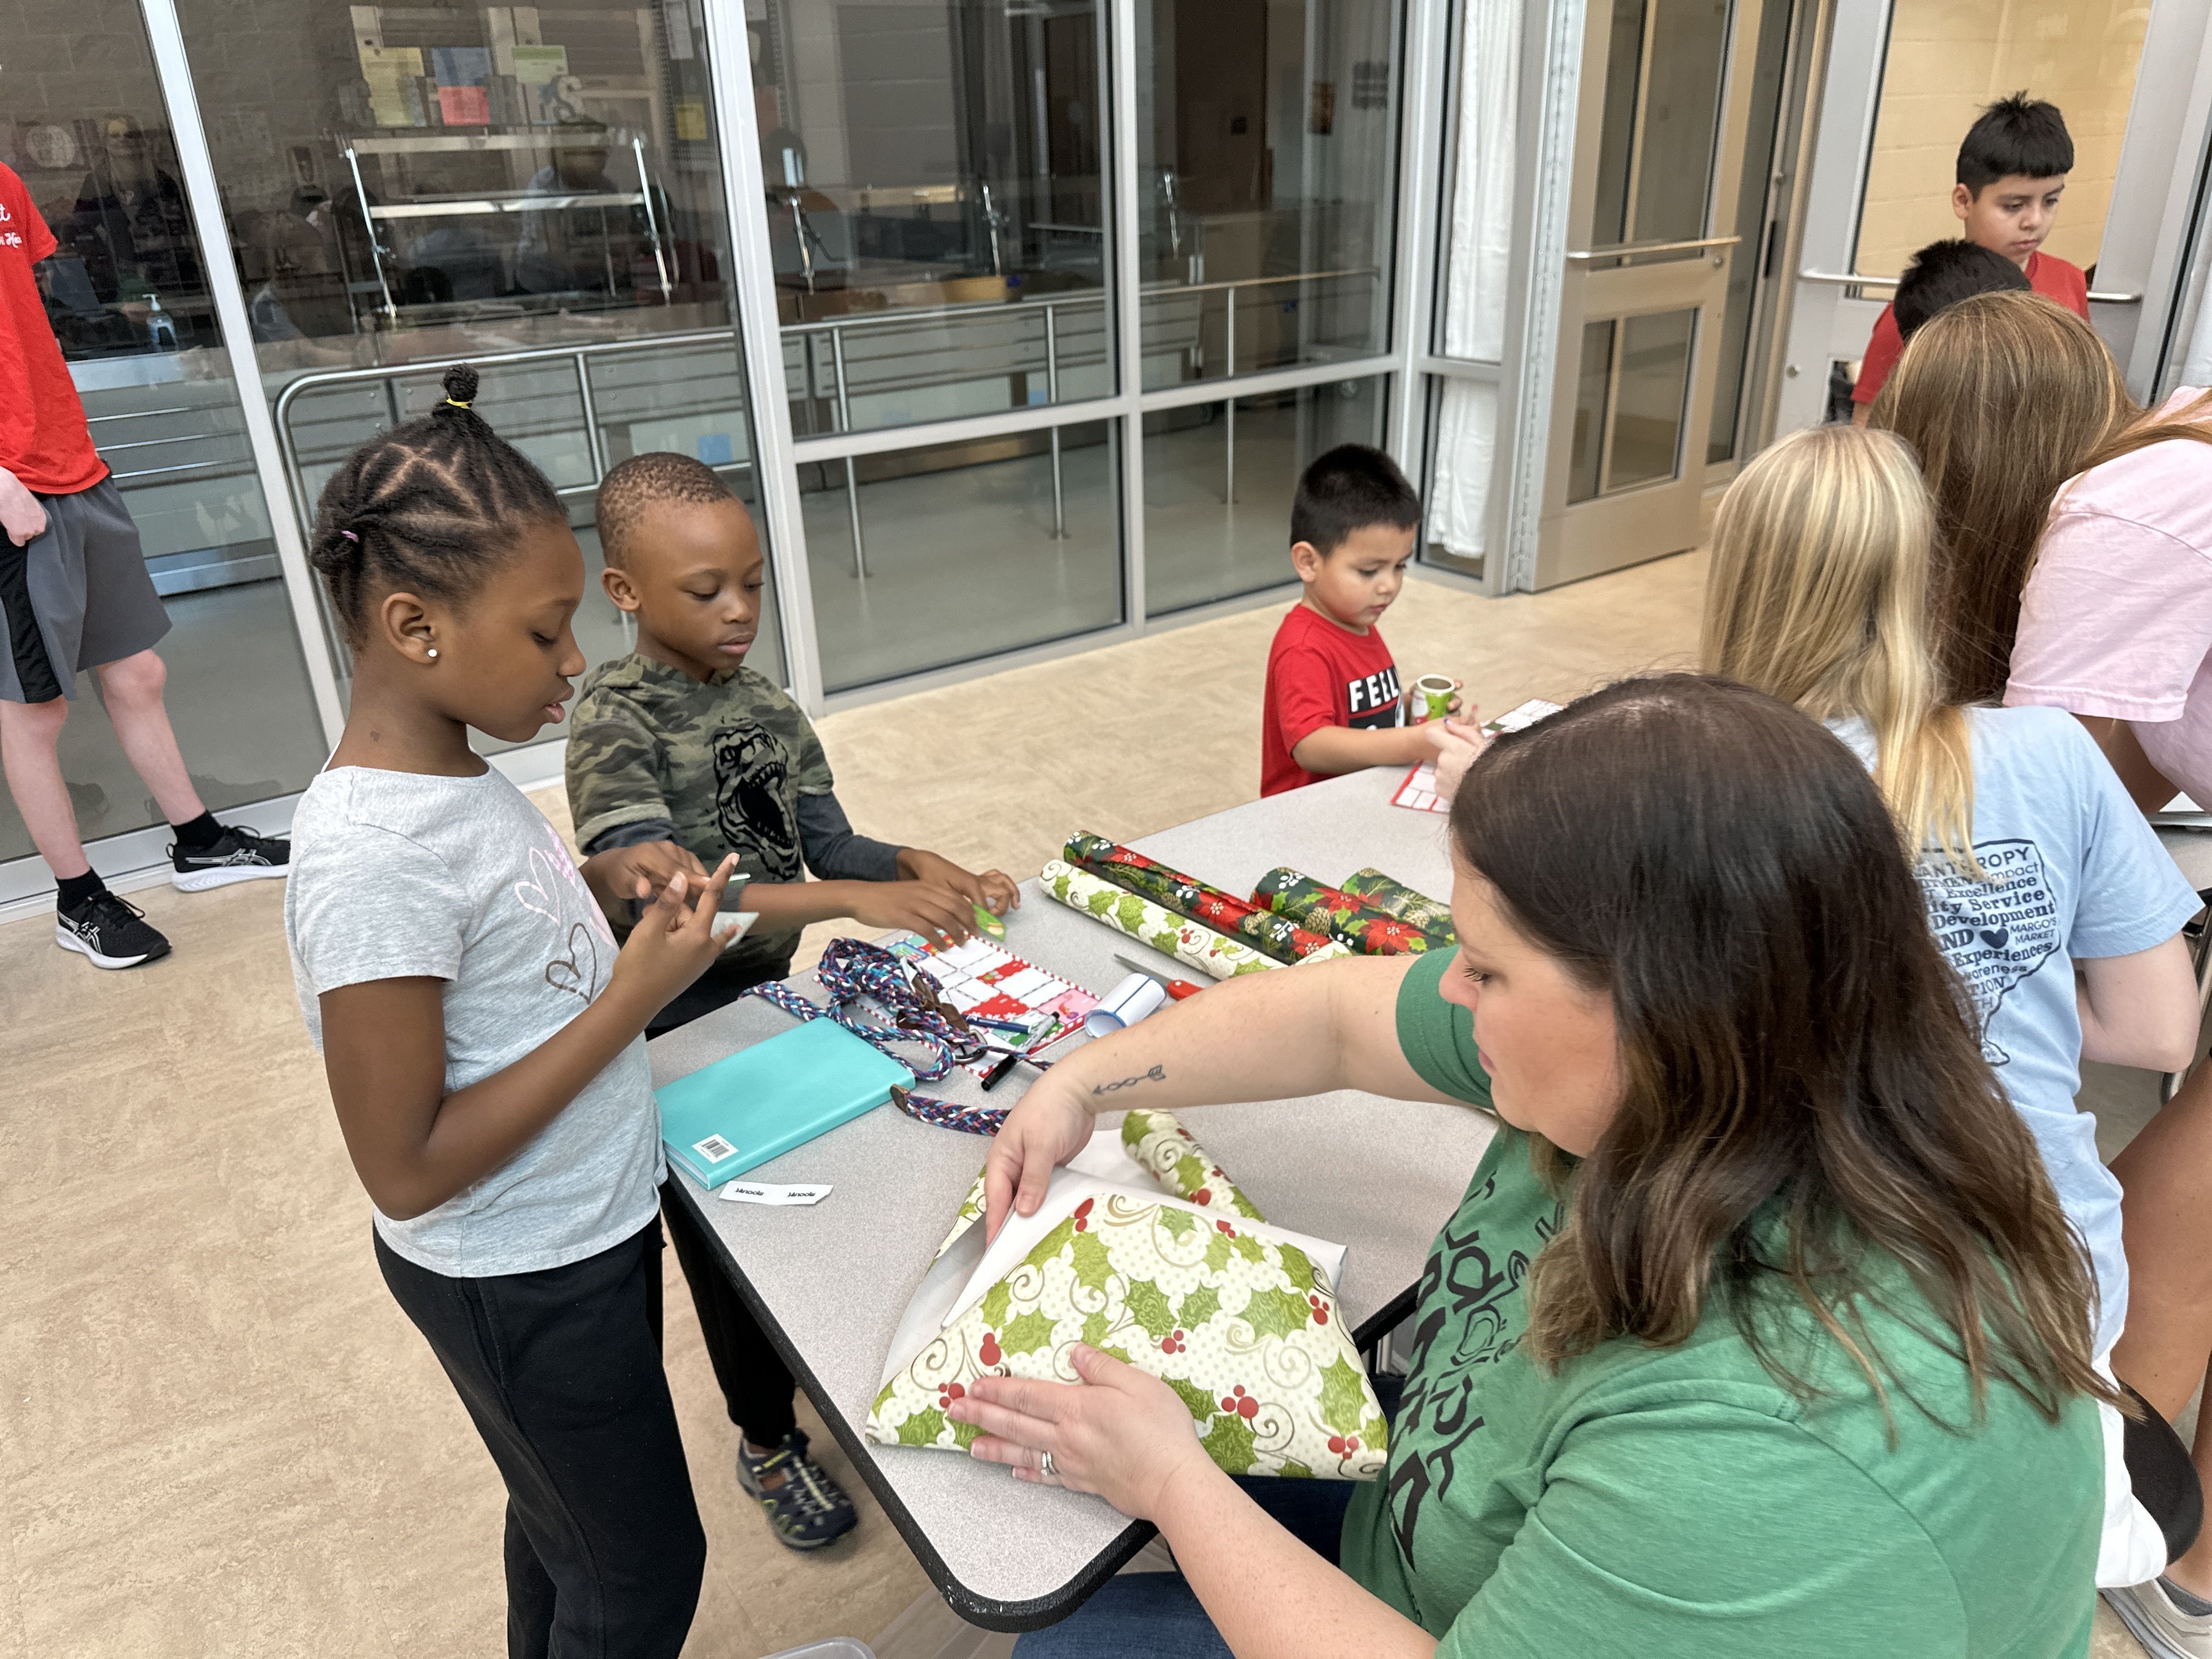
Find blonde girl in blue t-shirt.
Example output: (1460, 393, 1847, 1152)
(283, 366, 740, 1658)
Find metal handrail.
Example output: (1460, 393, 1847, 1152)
(776, 266, 1381, 337)
(1798, 268, 2144, 304)
(1567, 235, 1740, 263)
(270, 264, 1389, 568)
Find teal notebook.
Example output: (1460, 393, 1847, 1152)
(658, 1018, 915, 1187)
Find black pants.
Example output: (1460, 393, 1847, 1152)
(661, 1177, 799, 1444)
(376, 1221, 706, 1659)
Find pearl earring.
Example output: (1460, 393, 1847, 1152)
(426, 647, 439, 659)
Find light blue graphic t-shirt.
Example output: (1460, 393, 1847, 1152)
(1833, 708, 2200, 1357)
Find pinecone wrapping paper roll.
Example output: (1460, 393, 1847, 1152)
(1338, 868, 1457, 944)
(1252, 868, 1443, 956)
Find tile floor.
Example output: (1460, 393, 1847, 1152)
(0, 549, 2155, 1656)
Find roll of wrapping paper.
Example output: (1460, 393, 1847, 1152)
(1040, 860, 1280, 980)
(1339, 868, 1458, 944)
(1063, 833, 1343, 965)
(1252, 868, 1442, 956)
(1120, 1109, 1267, 1222)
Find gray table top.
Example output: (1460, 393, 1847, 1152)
(649, 765, 1498, 1630)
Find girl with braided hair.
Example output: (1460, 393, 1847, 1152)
(285, 365, 738, 1657)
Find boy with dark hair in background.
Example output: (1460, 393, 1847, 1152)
(1259, 444, 1476, 796)
(565, 450, 1017, 1549)
(1852, 92, 2089, 419)
(1891, 238, 2033, 343)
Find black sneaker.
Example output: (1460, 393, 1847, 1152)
(171, 825, 290, 892)
(56, 891, 172, 969)
(735, 1430, 858, 1550)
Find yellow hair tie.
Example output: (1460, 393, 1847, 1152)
(444, 397, 472, 409)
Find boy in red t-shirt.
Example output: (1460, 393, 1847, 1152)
(1852, 94, 2089, 417)
(1260, 445, 1479, 796)
(0, 161, 288, 971)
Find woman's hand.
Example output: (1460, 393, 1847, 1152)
(946, 1344, 1220, 1521)
(1430, 714, 1490, 804)
(608, 856, 742, 1017)
(983, 1065, 1097, 1239)
(898, 848, 1024, 918)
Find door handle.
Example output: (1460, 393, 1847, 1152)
(1567, 235, 1741, 264)
(1798, 269, 2142, 304)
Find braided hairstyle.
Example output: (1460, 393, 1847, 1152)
(308, 365, 565, 646)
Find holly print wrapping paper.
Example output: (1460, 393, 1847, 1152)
(867, 1114, 1388, 1480)
(1338, 868, 1458, 944)
(1120, 1108, 1268, 1222)
(1252, 868, 1443, 957)
(1039, 860, 1282, 981)
(1063, 833, 1348, 966)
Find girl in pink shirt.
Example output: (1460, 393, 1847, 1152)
(2010, 387, 2212, 812)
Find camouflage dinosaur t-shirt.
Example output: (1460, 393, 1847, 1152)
(566, 652, 833, 981)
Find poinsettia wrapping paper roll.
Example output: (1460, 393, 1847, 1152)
(866, 1192, 1388, 1480)
(1120, 1109, 1268, 1222)
(1039, 860, 1279, 980)
(1063, 833, 1347, 965)
(1339, 868, 1458, 944)
(1252, 868, 1442, 956)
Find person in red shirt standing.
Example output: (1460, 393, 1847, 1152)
(1259, 445, 1481, 796)
(0, 160, 287, 970)
(1852, 93, 2090, 420)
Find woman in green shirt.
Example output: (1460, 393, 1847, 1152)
(954, 674, 2111, 1657)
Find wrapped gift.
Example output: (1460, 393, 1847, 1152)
(868, 1112, 1387, 1480)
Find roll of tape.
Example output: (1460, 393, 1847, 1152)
(1084, 970, 1169, 1036)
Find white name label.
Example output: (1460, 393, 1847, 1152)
(719, 1181, 834, 1207)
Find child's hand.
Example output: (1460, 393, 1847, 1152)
(849, 880, 980, 951)
(581, 840, 707, 917)
(609, 856, 743, 1016)
(896, 849, 1023, 918)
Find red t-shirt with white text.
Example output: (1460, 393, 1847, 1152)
(0, 162, 106, 495)
(1853, 249, 2090, 407)
(1261, 602, 1404, 796)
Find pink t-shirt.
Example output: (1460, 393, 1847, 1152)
(2006, 387, 2212, 803)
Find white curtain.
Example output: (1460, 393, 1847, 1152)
(1429, 0, 1522, 561)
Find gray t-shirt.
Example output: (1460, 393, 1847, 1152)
(284, 765, 663, 1276)
(1833, 707, 2200, 1357)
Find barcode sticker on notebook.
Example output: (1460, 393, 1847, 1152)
(692, 1134, 740, 1164)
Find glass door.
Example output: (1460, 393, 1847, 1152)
(1532, 0, 1767, 589)
(1775, 0, 2209, 433)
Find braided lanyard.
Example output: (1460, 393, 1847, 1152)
(746, 938, 1009, 1136)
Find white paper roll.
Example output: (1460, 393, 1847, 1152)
(1084, 970, 1169, 1036)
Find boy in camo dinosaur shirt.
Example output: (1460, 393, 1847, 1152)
(565, 450, 1018, 1550)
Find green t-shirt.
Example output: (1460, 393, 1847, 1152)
(1336, 948, 2102, 1657)
(565, 652, 834, 980)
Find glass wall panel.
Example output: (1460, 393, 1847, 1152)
(748, 0, 1113, 436)
(802, 420, 1121, 692)
(0, 3, 330, 866)
(1143, 374, 1383, 616)
(1136, 0, 1399, 390)
(1856, 1, 2149, 281)
(175, 0, 787, 721)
